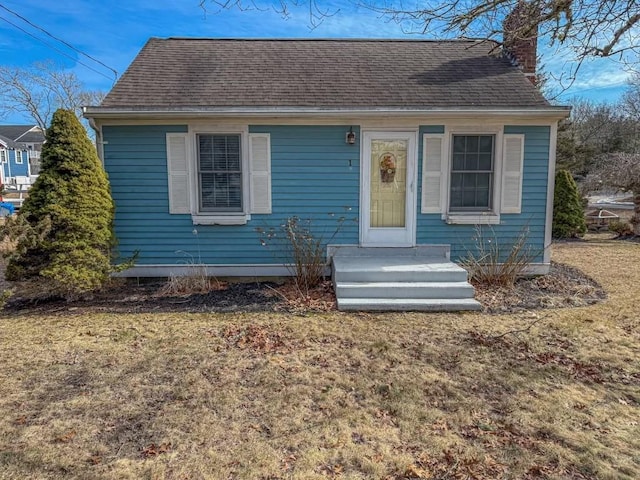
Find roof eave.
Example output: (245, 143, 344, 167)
(83, 106, 571, 121)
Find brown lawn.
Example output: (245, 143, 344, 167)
(0, 241, 638, 479)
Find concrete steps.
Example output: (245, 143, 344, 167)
(335, 281, 475, 299)
(337, 298, 482, 312)
(332, 246, 481, 312)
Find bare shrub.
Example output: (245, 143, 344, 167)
(158, 252, 221, 296)
(460, 225, 537, 287)
(608, 219, 633, 236)
(282, 216, 325, 292)
(256, 212, 353, 295)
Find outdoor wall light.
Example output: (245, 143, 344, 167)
(346, 126, 356, 145)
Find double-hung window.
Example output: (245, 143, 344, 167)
(450, 135, 494, 212)
(197, 134, 243, 213)
(421, 128, 524, 223)
(166, 129, 271, 223)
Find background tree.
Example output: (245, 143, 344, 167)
(555, 119, 595, 176)
(0, 61, 104, 130)
(622, 76, 640, 119)
(556, 98, 639, 177)
(2, 109, 115, 298)
(621, 76, 640, 153)
(553, 169, 586, 238)
(588, 153, 640, 236)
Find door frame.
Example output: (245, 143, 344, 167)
(360, 129, 418, 247)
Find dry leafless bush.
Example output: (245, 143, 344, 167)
(257, 212, 353, 296)
(158, 263, 221, 297)
(460, 225, 537, 287)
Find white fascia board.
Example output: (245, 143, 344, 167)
(83, 106, 571, 121)
(114, 263, 331, 278)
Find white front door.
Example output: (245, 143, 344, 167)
(361, 131, 417, 246)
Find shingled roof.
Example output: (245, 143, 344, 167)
(99, 38, 552, 111)
(0, 125, 44, 144)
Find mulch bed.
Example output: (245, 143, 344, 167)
(617, 234, 640, 243)
(2, 280, 281, 315)
(1, 262, 605, 316)
(474, 261, 607, 314)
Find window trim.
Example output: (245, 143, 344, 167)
(442, 126, 503, 225)
(15, 151, 24, 164)
(189, 125, 251, 225)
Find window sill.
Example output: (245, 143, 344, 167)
(191, 214, 250, 225)
(445, 213, 500, 225)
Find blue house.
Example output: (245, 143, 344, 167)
(0, 125, 45, 186)
(84, 36, 569, 310)
(0, 146, 30, 181)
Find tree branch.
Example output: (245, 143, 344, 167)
(0, 62, 105, 131)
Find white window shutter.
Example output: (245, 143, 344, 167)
(501, 134, 525, 214)
(166, 133, 190, 214)
(421, 134, 445, 214)
(249, 133, 272, 214)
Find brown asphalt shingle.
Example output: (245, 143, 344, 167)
(100, 38, 551, 110)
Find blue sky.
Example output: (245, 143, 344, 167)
(0, 0, 634, 124)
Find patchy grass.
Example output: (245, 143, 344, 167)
(0, 242, 639, 479)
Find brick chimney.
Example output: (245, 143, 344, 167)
(503, 0, 539, 85)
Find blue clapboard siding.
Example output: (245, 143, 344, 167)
(104, 123, 550, 267)
(1, 149, 30, 178)
(103, 125, 360, 265)
(417, 125, 550, 261)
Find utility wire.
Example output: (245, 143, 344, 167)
(0, 14, 116, 81)
(0, 2, 118, 81)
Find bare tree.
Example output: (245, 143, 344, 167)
(589, 153, 640, 235)
(370, 1, 638, 85)
(556, 97, 640, 175)
(199, 0, 338, 29)
(622, 74, 640, 121)
(0, 61, 105, 130)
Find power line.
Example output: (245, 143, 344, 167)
(0, 14, 115, 81)
(0, 3, 117, 81)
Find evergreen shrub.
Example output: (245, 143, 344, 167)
(2, 109, 115, 298)
(553, 169, 587, 238)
